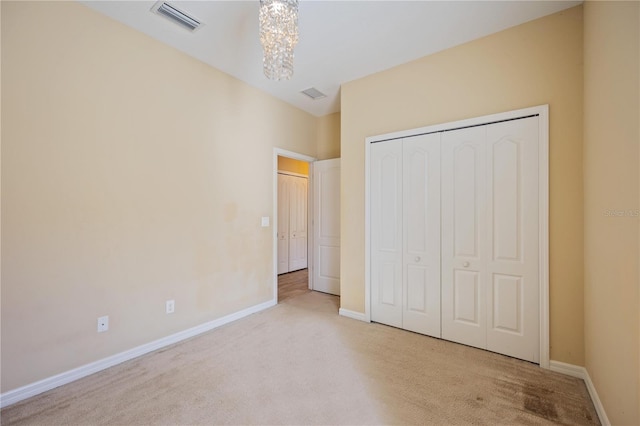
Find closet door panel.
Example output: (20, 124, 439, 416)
(402, 134, 441, 337)
(288, 176, 308, 271)
(371, 141, 403, 328)
(486, 117, 539, 362)
(441, 126, 487, 350)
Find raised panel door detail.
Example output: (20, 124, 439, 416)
(406, 265, 427, 312)
(406, 150, 428, 254)
(492, 273, 523, 334)
(453, 144, 479, 258)
(380, 154, 400, 252)
(380, 262, 398, 306)
(454, 270, 480, 325)
(319, 166, 340, 240)
(493, 139, 521, 262)
(318, 246, 340, 280)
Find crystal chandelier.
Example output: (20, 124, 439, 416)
(259, 0, 299, 80)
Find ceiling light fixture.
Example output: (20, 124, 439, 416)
(259, 0, 299, 81)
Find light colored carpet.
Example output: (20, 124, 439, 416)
(1, 291, 598, 425)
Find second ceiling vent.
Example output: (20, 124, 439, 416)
(151, 1, 202, 32)
(301, 87, 327, 100)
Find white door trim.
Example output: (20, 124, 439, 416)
(277, 171, 308, 178)
(273, 149, 316, 303)
(364, 105, 550, 368)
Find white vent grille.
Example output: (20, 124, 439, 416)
(301, 87, 327, 100)
(151, 1, 202, 32)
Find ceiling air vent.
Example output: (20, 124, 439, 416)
(301, 87, 327, 100)
(151, 1, 202, 32)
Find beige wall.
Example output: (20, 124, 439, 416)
(6, 4, 638, 421)
(277, 157, 309, 176)
(583, 2, 639, 424)
(316, 112, 341, 160)
(341, 7, 584, 365)
(277, 111, 341, 176)
(1, 1, 318, 392)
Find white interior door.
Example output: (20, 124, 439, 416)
(371, 140, 403, 328)
(441, 126, 488, 350)
(277, 173, 290, 275)
(313, 158, 341, 295)
(402, 134, 441, 337)
(485, 117, 539, 362)
(288, 175, 308, 272)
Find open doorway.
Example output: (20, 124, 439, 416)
(272, 149, 341, 305)
(273, 149, 315, 304)
(276, 155, 311, 302)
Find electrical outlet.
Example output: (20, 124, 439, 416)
(97, 315, 109, 332)
(166, 300, 175, 314)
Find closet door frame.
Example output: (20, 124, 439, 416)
(364, 104, 550, 368)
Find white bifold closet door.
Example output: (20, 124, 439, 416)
(277, 173, 308, 274)
(371, 133, 441, 337)
(441, 117, 539, 362)
(371, 115, 539, 363)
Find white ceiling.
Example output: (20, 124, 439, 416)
(81, 0, 581, 117)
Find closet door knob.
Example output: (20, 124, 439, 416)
(463, 261, 470, 268)
(415, 256, 421, 262)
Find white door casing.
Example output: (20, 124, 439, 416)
(313, 159, 341, 295)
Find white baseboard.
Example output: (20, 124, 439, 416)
(338, 308, 368, 322)
(549, 360, 610, 426)
(0, 298, 276, 409)
(549, 360, 584, 378)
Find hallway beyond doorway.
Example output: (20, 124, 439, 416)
(278, 269, 309, 302)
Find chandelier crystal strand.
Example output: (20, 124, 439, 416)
(259, 0, 299, 80)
